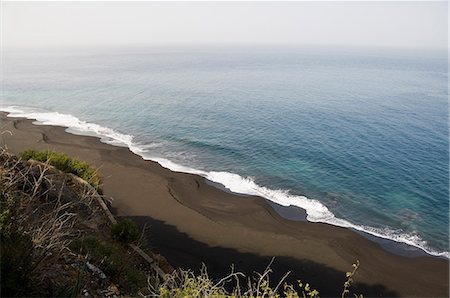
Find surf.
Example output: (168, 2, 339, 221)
(1, 105, 448, 259)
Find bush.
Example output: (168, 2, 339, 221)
(70, 235, 113, 258)
(0, 191, 17, 238)
(150, 261, 362, 298)
(111, 219, 140, 244)
(69, 235, 146, 294)
(152, 265, 321, 298)
(20, 149, 101, 190)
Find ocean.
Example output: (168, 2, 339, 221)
(1, 45, 448, 257)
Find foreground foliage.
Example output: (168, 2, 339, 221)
(0, 149, 145, 296)
(145, 259, 362, 298)
(70, 235, 147, 294)
(111, 218, 141, 244)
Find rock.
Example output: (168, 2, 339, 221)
(107, 283, 120, 295)
(100, 283, 120, 297)
(86, 262, 107, 279)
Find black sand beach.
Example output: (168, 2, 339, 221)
(1, 113, 448, 297)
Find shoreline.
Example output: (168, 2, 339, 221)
(2, 106, 447, 259)
(1, 112, 448, 297)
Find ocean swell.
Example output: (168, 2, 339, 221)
(1, 105, 448, 259)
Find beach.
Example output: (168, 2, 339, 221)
(1, 112, 448, 297)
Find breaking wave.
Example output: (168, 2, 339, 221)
(2, 105, 448, 259)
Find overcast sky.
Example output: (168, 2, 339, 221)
(3, 1, 448, 49)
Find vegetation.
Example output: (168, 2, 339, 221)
(0, 150, 80, 296)
(0, 190, 17, 239)
(111, 218, 140, 244)
(342, 260, 361, 298)
(0, 149, 112, 296)
(20, 149, 101, 190)
(1, 231, 36, 296)
(146, 260, 361, 298)
(70, 235, 147, 294)
(149, 264, 314, 298)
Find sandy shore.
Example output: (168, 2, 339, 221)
(1, 113, 448, 297)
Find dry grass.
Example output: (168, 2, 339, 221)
(143, 259, 325, 298)
(0, 148, 107, 296)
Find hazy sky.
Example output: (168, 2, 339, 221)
(3, 1, 448, 49)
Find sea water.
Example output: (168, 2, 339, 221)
(1, 45, 448, 257)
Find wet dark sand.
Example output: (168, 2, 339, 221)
(1, 113, 448, 297)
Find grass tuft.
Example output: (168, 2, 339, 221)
(111, 218, 140, 244)
(20, 149, 101, 190)
(70, 235, 147, 294)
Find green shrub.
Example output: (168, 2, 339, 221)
(151, 261, 362, 298)
(111, 219, 140, 244)
(20, 149, 101, 190)
(70, 235, 113, 258)
(153, 265, 320, 298)
(69, 235, 146, 294)
(0, 191, 17, 238)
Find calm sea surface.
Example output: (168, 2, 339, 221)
(2, 46, 448, 257)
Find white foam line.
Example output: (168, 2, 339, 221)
(2, 106, 134, 148)
(147, 157, 449, 259)
(2, 105, 448, 259)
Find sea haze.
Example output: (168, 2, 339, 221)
(2, 45, 448, 257)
